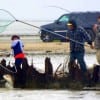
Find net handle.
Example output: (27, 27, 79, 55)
(0, 9, 90, 47)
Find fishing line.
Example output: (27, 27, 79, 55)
(46, 6, 94, 73)
(0, 9, 90, 47)
(47, 5, 71, 13)
(47, 5, 94, 41)
(0, 9, 91, 74)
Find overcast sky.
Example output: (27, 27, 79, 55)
(0, 0, 100, 20)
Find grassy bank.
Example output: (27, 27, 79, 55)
(0, 41, 96, 55)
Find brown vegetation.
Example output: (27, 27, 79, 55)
(0, 42, 95, 54)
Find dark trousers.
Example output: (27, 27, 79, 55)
(70, 51, 87, 73)
(14, 58, 24, 87)
(15, 58, 23, 72)
(69, 51, 91, 84)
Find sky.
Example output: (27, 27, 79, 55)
(0, 0, 100, 20)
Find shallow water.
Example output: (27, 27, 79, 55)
(1, 54, 98, 72)
(0, 89, 99, 100)
(0, 54, 99, 100)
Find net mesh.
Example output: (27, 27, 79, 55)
(0, 9, 15, 33)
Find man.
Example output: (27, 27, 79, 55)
(93, 16, 100, 64)
(11, 35, 25, 87)
(66, 20, 93, 83)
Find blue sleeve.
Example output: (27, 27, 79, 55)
(11, 40, 18, 48)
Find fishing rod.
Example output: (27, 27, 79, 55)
(17, 20, 90, 46)
(46, 6, 93, 74)
(47, 5, 93, 41)
(0, 9, 90, 47)
(47, 5, 71, 13)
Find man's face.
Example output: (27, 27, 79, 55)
(67, 24, 74, 30)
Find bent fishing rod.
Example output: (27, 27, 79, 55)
(0, 9, 90, 47)
(47, 5, 93, 40)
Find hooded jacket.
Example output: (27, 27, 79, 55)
(67, 20, 92, 52)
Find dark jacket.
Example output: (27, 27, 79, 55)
(67, 27, 92, 52)
(94, 23, 100, 49)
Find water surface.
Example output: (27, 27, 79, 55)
(0, 54, 99, 100)
(0, 89, 99, 100)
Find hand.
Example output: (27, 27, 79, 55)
(66, 37, 70, 41)
(90, 44, 94, 49)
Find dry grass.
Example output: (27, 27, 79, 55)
(0, 41, 95, 54)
